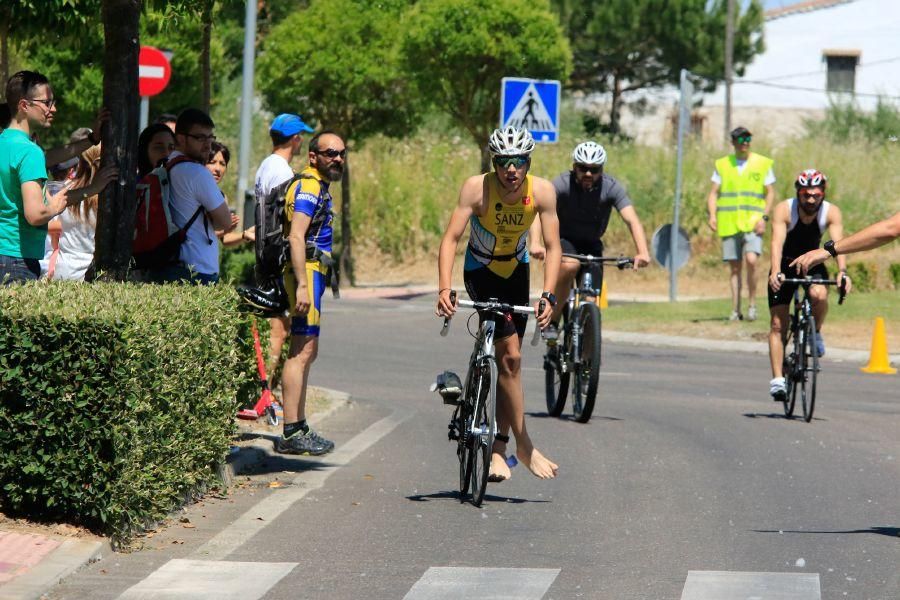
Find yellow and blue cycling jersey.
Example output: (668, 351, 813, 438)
(464, 174, 536, 279)
(283, 166, 334, 337)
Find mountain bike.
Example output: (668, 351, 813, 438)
(438, 292, 541, 507)
(544, 254, 633, 423)
(778, 275, 846, 422)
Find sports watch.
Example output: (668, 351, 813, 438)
(540, 291, 557, 306)
(824, 240, 838, 258)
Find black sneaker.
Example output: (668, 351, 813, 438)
(275, 431, 329, 456)
(305, 428, 335, 453)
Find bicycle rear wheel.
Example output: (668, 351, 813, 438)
(801, 315, 818, 422)
(782, 325, 796, 418)
(456, 401, 472, 500)
(573, 303, 601, 423)
(469, 356, 497, 507)
(544, 306, 570, 416)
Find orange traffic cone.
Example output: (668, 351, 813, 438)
(597, 279, 609, 309)
(861, 317, 897, 374)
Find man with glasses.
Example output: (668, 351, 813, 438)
(0, 71, 117, 284)
(275, 131, 344, 456)
(436, 126, 560, 482)
(148, 108, 235, 284)
(530, 140, 650, 334)
(766, 169, 850, 401)
(706, 126, 776, 322)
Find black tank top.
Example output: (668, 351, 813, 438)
(783, 198, 830, 261)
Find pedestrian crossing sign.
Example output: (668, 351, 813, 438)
(500, 77, 561, 144)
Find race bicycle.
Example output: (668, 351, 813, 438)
(438, 292, 541, 507)
(778, 275, 846, 422)
(544, 254, 633, 423)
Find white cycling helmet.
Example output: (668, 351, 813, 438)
(572, 141, 607, 166)
(488, 126, 535, 156)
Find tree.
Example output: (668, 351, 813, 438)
(401, 0, 571, 172)
(256, 0, 422, 284)
(552, 0, 763, 136)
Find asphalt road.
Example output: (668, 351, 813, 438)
(50, 295, 899, 600)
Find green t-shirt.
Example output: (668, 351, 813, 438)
(0, 128, 48, 259)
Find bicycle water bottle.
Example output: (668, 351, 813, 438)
(583, 271, 593, 294)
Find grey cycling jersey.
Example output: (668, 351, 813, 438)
(551, 171, 632, 243)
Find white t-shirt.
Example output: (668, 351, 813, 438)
(42, 208, 97, 281)
(167, 151, 226, 275)
(711, 158, 775, 185)
(254, 153, 294, 199)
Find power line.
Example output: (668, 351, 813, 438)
(734, 79, 900, 101)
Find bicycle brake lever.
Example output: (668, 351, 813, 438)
(531, 299, 546, 346)
(440, 290, 457, 336)
(617, 257, 633, 270)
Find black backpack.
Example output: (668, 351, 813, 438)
(253, 172, 334, 285)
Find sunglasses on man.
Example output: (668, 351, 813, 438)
(315, 148, 347, 159)
(575, 164, 601, 174)
(798, 190, 824, 201)
(493, 155, 529, 169)
(734, 135, 752, 144)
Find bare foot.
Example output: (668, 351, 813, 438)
(517, 447, 558, 479)
(488, 451, 511, 482)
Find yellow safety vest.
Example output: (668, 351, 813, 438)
(715, 152, 773, 237)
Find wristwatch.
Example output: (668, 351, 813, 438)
(762, 215, 770, 222)
(540, 291, 557, 306)
(824, 240, 838, 257)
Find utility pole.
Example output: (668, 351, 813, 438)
(724, 0, 735, 142)
(237, 0, 257, 225)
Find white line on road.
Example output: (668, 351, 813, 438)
(680, 571, 821, 600)
(117, 559, 296, 600)
(191, 411, 410, 561)
(403, 567, 560, 600)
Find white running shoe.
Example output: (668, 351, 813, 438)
(769, 376, 787, 401)
(729, 310, 742, 322)
(747, 305, 758, 322)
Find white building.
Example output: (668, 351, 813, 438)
(594, 0, 900, 145)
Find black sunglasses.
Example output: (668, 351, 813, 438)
(575, 164, 601, 174)
(315, 148, 346, 159)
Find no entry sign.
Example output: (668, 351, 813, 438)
(138, 46, 171, 97)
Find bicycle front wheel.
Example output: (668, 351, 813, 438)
(782, 326, 796, 418)
(469, 356, 497, 507)
(573, 303, 601, 423)
(545, 307, 570, 416)
(801, 315, 818, 422)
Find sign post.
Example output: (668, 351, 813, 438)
(500, 77, 561, 143)
(670, 69, 694, 302)
(138, 46, 172, 132)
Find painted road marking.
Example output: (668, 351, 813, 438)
(403, 567, 560, 600)
(117, 559, 295, 600)
(191, 411, 410, 561)
(681, 571, 821, 600)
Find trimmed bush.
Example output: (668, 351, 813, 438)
(220, 246, 256, 286)
(0, 282, 256, 541)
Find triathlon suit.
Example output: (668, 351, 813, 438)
(552, 170, 632, 291)
(283, 165, 334, 336)
(769, 197, 831, 307)
(464, 173, 536, 339)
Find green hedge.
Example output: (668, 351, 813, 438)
(0, 282, 256, 541)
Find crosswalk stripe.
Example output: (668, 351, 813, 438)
(680, 571, 821, 600)
(403, 567, 560, 600)
(116, 559, 296, 600)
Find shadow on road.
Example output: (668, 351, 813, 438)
(742, 412, 828, 422)
(231, 432, 337, 475)
(406, 490, 550, 504)
(527, 411, 623, 422)
(754, 527, 899, 539)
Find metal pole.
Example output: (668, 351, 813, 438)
(139, 96, 149, 135)
(724, 0, 735, 142)
(237, 0, 257, 218)
(670, 69, 690, 302)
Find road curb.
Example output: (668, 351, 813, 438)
(220, 386, 352, 485)
(603, 329, 900, 364)
(0, 538, 111, 600)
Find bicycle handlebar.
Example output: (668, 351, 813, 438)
(777, 274, 848, 305)
(562, 253, 634, 270)
(439, 295, 545, 346)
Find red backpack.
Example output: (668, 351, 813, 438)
(133, 156, 205, 270)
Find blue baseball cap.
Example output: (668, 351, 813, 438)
(270, 113, 314, 137)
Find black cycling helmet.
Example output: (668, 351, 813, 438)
(237, 278, 289, 316)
